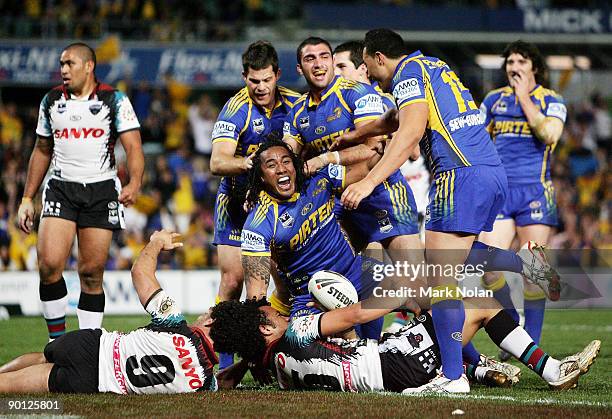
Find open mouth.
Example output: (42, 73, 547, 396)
(277, 176, 292, 191)
(313, 69, 326, 80)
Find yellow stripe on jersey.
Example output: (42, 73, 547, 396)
(216, 193, 230, 230)
(242, 251, 272, 257)
(398, 98, 428, 110)
(212, 137, 238, 144)
(224, 88, 250, 118)
(335, 90, 352, 114)
(278, 86, 301, 98)
(252, 193, 274, 228)
(240, 103, 253, 136)
(417, 59, 470, 167)
(449, 169, 455, 214)
(353, 115, 380, 124)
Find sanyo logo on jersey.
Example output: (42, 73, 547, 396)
(53, 127, 104, 139)
(172, 336, 203, 390)
(393, 78, 421, 101)
(241, 230, 266, 252)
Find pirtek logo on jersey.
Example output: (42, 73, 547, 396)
(54, 127, 105, 139)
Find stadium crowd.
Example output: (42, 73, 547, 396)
(0, 79, 609, 271)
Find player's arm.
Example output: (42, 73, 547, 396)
(519, 98, 564, 145)
(18, 136, 53, 233)
(330, 108, 399, 150)
(118, 129, 144, 207)
(210, 141, 254, 176)
(216, 359, 250, 389)
(365, 102, 428, 187)
(130, 230, 183, 307)
(283, 134, 303, 156)
(243, 254, 272, 301)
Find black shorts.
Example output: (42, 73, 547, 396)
(41, 178, 125, 230)
(44, 329, 102, 393)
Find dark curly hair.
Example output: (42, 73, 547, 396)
(502, 40, 548, 87)
(209, 298, 270, 363)
(243, 138, 306, 211)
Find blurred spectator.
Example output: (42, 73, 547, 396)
(591, 93, 611, 152)
(188, 94, 217, 157)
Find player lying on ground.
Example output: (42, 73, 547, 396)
(0, 230, 219, 394)
(210, 294, 600, 393)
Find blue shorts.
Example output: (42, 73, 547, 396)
(212, 191, 247, 247)
(339, 172, 419, 243)
(426, 165, 508, 235)
(497, 181, 558, 226)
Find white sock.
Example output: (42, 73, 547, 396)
(77, 309, 104, 329)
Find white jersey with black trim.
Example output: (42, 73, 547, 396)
(97, 290, 217, 394)
(271, 313, 384, 392)
(36, 83, 140, 183)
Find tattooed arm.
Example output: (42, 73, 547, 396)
(243, 255, 272, 300)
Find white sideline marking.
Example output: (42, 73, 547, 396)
(543, 324, 612, 333)
(387, 392, 610, 408)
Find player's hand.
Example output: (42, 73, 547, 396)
(242, 153, 255, 172)
(17, 198, 35, 234)
(510, 70, 530, 100)
(341, 178, 376, 210)
(119, 182, 140, 207)
(304, 156, 324, 176)
(329, 129, 362, 151)
(150, 229, 183, 250)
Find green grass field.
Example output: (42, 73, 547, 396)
(0, 310, 610, 418)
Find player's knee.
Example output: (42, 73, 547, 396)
(38, 259, 64, 284)
(221, 272, 244, 292)
(78, 265, 104, 291)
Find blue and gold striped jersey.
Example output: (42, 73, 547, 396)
(240, 165, 360, 297)
(481, 85, 566, 186)
(284, 76, 384, 153)
(212, 86, 301, 194)
(373, 82, 396, 111)
(391, 51, 500, 175)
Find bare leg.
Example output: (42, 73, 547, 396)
(217, 245, 244, 301)
(0, 353, 47, 374)
(0, 364, 53, 393)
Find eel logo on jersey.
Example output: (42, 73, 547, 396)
(252, 118, 265, 134)
(313, 178, 328, 196)
(299, 116, 310, 129)
(393, 78, 421, 101)
(57, 103, 67, 114)
(315, 126, 326, 135)
(279, 211, 295, 228)
(89, 102, 102, 115)
(327, 107, 342, 122)
(301, 203, 313, 216)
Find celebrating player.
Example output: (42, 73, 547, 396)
(479, 41, 566, 358)
(334, 29, 562, 393)
(16, 42, 144, 340)
(210, 295, 600, 393)
(0, 230, 219, 394)
(210, 41, 300, 368)
(284, 37, 421, 254)
(241, 139, 426, 339)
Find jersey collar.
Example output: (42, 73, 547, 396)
(62, 80, 100, 101)
(261, 189, 300, 203)
(392, 51, 425, 81)
(262, 337, 282, 367)
(191, 326, 220, 366)
(307, 75, 342, 108)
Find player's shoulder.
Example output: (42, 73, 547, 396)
(220, 87, 251, 118)
(484, 86, 512, 102)
(337, 77, 371, 95)
(540, 86, 564, 103)
(42, 85, 65, 103)
(246, 191, 279, 229)
(288, 93, 309, 115)
(278, 85, 301, 104)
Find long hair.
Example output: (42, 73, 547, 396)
(502, 40, 548, 87)
(242, 138, 306, 211)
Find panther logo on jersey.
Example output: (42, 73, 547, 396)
(89, 102, 103, 115)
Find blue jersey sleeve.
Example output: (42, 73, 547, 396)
(480, 90, 498, 130)
(543, 93, 567, 123)
(212, 94, 249, 145)
(284, 99, 307, 146)
(342, 82, 385, 124)
(392, 60, 427, 110)
(317, 163, 346, 192)
(241, 198, 277, 257)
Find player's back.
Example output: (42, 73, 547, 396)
(98, 324, 217, 394)
(392, 52, 501, 175)
(271, 314, 384, 392)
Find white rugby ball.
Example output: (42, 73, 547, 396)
(308, 270, 358, 310)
